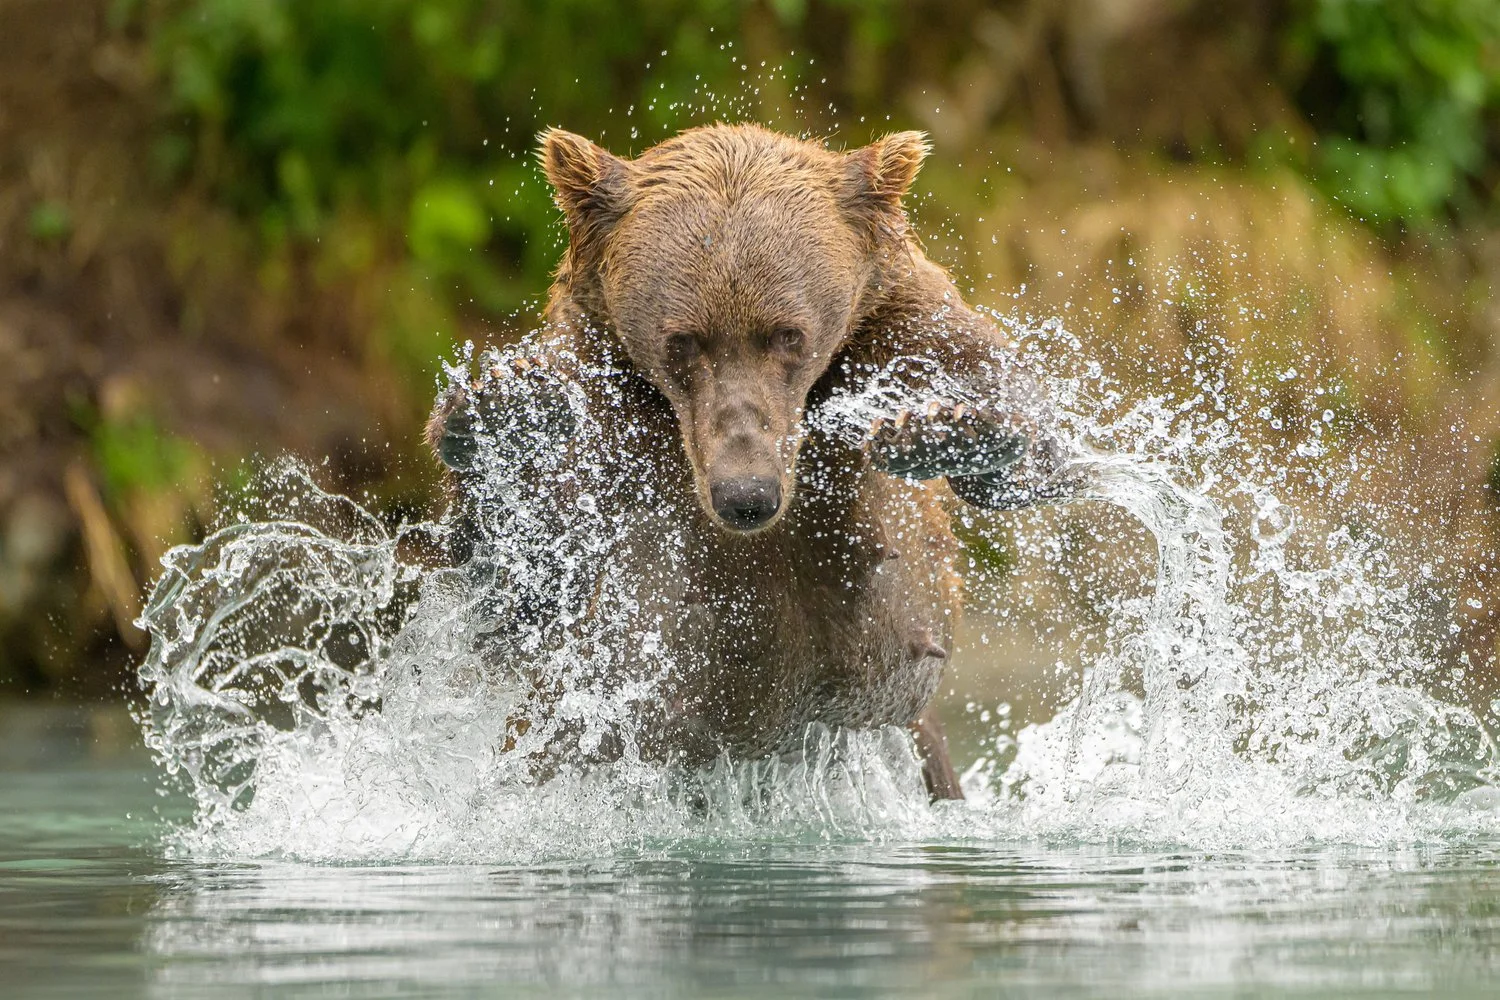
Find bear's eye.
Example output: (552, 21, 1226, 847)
(665, 333, 700, 363)
(770, 327, 805, 355)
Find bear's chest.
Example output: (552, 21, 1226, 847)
(603, 503, 949, 753)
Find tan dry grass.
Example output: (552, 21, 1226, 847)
(924, 148, 1500, 703)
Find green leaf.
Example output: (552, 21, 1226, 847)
(27, 202, 71, 243)
(408, 178, 490, 265)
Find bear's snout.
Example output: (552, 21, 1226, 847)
(708, 476, 783, 531)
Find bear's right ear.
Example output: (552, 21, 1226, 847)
(537, 128, 632, 247)
(843, 131, 930, 211)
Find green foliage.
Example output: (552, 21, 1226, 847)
(125, 0, 759, 318)
(27, 201, 71, 243)
(1284, 0, 1500, 227)
(117, 0, 1500, 378)
(90, 413, 203, 502)
(954, 515, 1015, 584)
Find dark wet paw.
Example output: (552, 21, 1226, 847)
(435, 357, 578, 473)
(946, 434, 1085, 510)
(868, 402, 1033, 481)
(481, 356, 578, 446)
(436, 402, 480, 471)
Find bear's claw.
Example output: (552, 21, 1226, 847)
(868, 402, 1033, 481)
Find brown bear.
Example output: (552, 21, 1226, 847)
(428, 124, 1075, 799)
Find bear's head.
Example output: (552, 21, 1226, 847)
(538, 123, 927, 533)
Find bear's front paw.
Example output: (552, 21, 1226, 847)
(431, 356, 580, 474)
(482, 356, 577, 440)
(468, 356, 579, 468)
(432, 384, 480, 471)
(868, 402, 1033, 481)
(945, 433, 1085, 510)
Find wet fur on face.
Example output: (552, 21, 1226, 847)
(429, 123, 1067, 798)
(539, 124, 928, 532)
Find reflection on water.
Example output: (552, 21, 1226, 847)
(140, 846, 1500, 998)
(2, 748, 1499, 999)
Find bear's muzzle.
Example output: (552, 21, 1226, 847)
(708, 476, 783, 530)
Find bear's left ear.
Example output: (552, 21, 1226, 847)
(843, 131, 930, 215)
(537, 128, 633, 249)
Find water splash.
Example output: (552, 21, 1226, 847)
(136, 331, 1500, 862)
(976, 445, 1500, 848)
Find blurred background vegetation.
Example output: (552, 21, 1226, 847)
(1, 0, 1497, 704)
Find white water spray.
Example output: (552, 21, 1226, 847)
(136, 329, 1500, 862)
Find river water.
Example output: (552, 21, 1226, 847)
(3, 718, 1499, 999)
(9, 332, 1500, 995)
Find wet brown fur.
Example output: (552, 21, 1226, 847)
(429, 125, 1067, 798)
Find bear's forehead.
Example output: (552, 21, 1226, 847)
(629, 130, 846, 221)
(620, 190, 850, 261)
(599, 129, 866, 334)
(604, 194, 859, 334)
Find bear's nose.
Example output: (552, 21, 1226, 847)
(709, 477, 782, 530)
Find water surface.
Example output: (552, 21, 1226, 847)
(3, 707, 1498, 999)
(27, 330, 1500, 996)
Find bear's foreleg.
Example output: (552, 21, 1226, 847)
(866, 400, 1078, 510)
(909, 708, 963, 800)
(428, 356, 578, 476)
(858, 260, 1086, 510)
